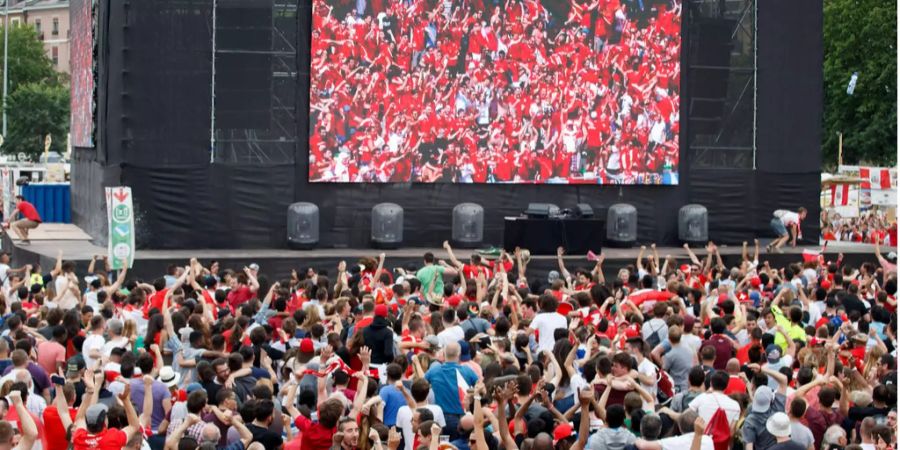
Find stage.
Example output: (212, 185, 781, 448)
(2, 223, 883, 282)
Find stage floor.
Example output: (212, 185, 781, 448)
(1, 223, 885, 281)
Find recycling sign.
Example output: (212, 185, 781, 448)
(106, 186, 135, 269)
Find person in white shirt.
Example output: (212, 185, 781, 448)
(528, 294, 568, 352)
(436, 308, 465, 348)
(53, 262, 81, 310)
(688, 371, 742, 426)
(81, 315, 107, 370)
(768, 208, 807, 253)
(102, 318, 131, 356)
(396, 378, 446, 450)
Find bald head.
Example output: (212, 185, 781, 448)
(726, 358, 741, 374)
(201, 423, 221, 444)
(533, 433, 553, 450)
(459, 413, 474, 432)
(445, 342, 461, 361)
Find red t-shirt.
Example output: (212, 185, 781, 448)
(16, 201, 41, 222)
(227, 286, 255, 308)
(72, 427, 127, 450)
(43, 405, 77, 450)
(144, 288, 169, 319)
(724, 375, 747, 395)
(294, 414, 336, 450)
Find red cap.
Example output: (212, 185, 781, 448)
(374, 304, 388, 317)
(446, 294, 463, 308)
(557, 302, 574, 316)
(820, 279, 832, 290)
(624, 328, 640, 339)
(750, 276, 761, 288)
(299, 338, 315, 353)
(553, 423, 575, 442)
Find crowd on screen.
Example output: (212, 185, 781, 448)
(820, 210, 898, 246)
(308, 0, 681, 184)
(0, 236, 895, 450)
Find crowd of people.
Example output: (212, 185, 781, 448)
(308, 0, 681, 184)
(0, 236, 895, 450)
(821, 210, 898, 246)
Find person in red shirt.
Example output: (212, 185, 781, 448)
(58, 372, 142, 450)
(0, 390, 37, 450)
(44, 383, 78, 450)
(8, 195, 41, 244)
(286, 394, 345, 450)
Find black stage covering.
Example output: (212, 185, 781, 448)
(72, 0, 823, 250)
(503, 217, 606, 255)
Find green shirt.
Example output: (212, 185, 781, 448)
(416, 264, 446, 299)
(771, 305, 806, 350)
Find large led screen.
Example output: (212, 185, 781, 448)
(70, 0, 95, 148)
(308, 0, 680, 184)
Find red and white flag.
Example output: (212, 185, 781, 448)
(831, 184, 849, 206)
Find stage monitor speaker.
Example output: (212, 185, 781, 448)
(679, 204, 709, 246)
(452, 203, 483, 248)
(574, 203, 594, 218)
(526, 203, 560, 218)
(372, 203, 403, 249)
(286, 202, 319, 249)
(606, 203, 637, 247)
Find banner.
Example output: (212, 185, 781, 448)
(106, 186, 135, 269)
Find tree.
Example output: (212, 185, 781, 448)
(5, 82, 69, 159)
(822, 0, 897, 169)
(0, 24, 69, 158)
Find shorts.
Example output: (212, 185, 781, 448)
(12, 219, 39, 230)
(771, 217, 788, 237)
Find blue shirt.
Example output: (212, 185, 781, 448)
(379, 384, 406, 426)
(424, 362, 478, 415)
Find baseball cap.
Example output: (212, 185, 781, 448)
(249, 263, 260, 271)
(297, 338, 316, 363)
(186, 383, 204, 394)
(548, 270, 560, 283)
(85, 404, 109, 428)
(750, 276, 761, 288)
(765, 344, 782, 363)
(557, 301, 574, 316)
(66, 355, 86, 377)
(458, 340, 471, 362)
(751, 386, 774, 413)
(374, 304, 388, 317)
(553, 423, 576, 442)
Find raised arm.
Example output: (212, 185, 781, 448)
(443, 241, 464, 269)
(9, 390, 36, 450)
(571, 388, 593, 450)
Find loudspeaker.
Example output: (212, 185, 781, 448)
(371, 203, 403, 249)
(606, 203, 637, 247)
(679, 204, 709, 246)
(525, 203, 560, 218)
(574, 203, 594, 218)
(286, 202, 319, 249)
(452, 203, 483, 248)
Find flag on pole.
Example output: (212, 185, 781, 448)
(831, 184, 849, 206)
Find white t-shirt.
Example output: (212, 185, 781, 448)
(84, 291, 100, 313)
(54, 275, 80, 310)
(779, 211, 800, 227)
(82, 333, 106, 370)
(437, 325, 465, 348)
(531, 312, 568, 352)
(0, 263, 10, 286)
(102, 336, 131, 356)
(688, 392, 742, 426)
(682, 333, 703, 355)
(659, 432, 715, 450)
(397, 404, 446, 450)
(637, 358, 658, 408)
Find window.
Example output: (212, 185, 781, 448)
(34, 19, 41, 38)
(10, 19, 19, 27)
(51, 46, 57, 66)
(52, 18, 58, 36)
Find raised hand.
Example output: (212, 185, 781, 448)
(388, 427, 402, 450)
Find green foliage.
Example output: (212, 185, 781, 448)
(822, 0, 897, 169)
(0, 24, 69, 158)
(6, 82, 69, 159)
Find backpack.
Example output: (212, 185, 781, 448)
(645, 321, 665, 348)
(704, 402, 733, 450)
(656, 369, 675, 406)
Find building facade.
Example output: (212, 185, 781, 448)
(3, 0, 70, 73)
